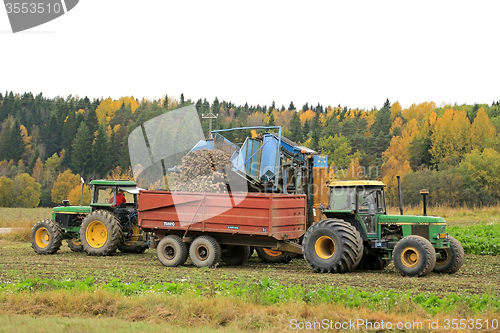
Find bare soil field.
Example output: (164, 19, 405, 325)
(1, 240, 499, 298)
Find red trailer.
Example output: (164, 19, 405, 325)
(138, 190, 306, 267)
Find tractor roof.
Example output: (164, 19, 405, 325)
(89, 179, 137, 186)
(328, 180, 386, 187)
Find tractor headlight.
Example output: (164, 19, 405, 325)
(435, 233, 447, 239)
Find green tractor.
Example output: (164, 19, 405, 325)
(302, 180, 464, 277)
(31, 179, 149, 256)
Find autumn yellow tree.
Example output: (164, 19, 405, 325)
(430, 109, 471, 169)
(51, 170, 81, 204)
(299, 110, 316, 125)
(95, 96, 139, 124)
(68, 184, 91, 205)
(13, 173, 41, 208)
(381, 119, 418, 204)
(470, 108, 497, 151)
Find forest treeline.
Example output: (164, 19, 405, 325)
(0, 91, 499, 208)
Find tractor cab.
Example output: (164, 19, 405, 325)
(326, 180, 386, 238)
(90, 179, 139, 210)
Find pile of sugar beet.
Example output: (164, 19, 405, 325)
(171, 149, 233, 192)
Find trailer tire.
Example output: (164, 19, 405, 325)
(80, 210, 122, 256)
(31, 219, 63, 255)
(256, 247, 293, 263)
(433, 236, 464, 274)
(222, 245, 251, 266)
(393, 235, 436, 277)
(189, 236, 221, 268)
(66, 239, 84, 252)
(302, 219, 363, 273)
(157, 235, 188, 267)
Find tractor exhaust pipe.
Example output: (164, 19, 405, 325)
(80, 177, 85, 206)
(397, 176, 403, 215)
(420, 189, 429, 216)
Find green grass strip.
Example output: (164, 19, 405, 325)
(448, 223, 500, 255)
(1, 277, 499, 315)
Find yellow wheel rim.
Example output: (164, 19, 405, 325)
(401, 247, 420, 268)
(263, 248, 282, 257)
(130, 225, 140, 242)
(86, 221, 107, 248)
(435, 248, 450, 266)
(315, 236, 335, 259)
(70, 239, 81, 246)
(35, 227, 50, 248)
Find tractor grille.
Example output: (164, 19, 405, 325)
(412, 225, 430, 240)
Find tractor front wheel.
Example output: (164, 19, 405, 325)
(393, 235, 436, 277)
(156, 235, 188, 267)
(67, 239, 84, 252)
(31, 219, 63, 255)
(255, 247, 292, 263)
(302, 219, 363, 274)
(80, 211, 122, 256)
(189, 236, 221, 268)
(433, 236, 465, 274)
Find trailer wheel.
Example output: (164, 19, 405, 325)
(157, 235, 188, 267)
(80, 210, 122, 256)
(31, 219, 63, 255)
(222, 245, 251, 266)
(256, 247, 293, 263)
(302, 219, 363, 273)
(66, 239, 84, 252)
(189, 236, 221, 268)
(393, 235, 436, 277)
(433, 236, 464, 274)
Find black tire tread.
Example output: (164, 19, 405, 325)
(156, 235, 188, 267)
(393, 235, 436, 277)
(80, 210, 122, 256)
(31, 219, 63, 255)
(189, 236, 221, 268)
(302, 219, 363, 274)
(255, 247, 293, 264)
(66, 239, 84, 252)
(433, 236, 465, 274)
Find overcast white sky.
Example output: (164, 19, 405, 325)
(1, 1, 499, 110)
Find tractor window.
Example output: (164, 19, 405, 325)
(329, 188, 355, 210)
(94, 187, 114, 204)
(358, 189, 385, 214)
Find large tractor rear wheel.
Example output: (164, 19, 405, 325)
(66, 239, 84, 252)
(222, 245, 251, 266)
(31, 219, 63, 255)
(189, 236, 221, 268)
(302, 219, 363, 273)
(256, 247, 293, 263)
(156, 235, 188, 267)
(433, 236, 465, 274)
(80, 210, 122, 256)
(393, 235, 436, 277)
